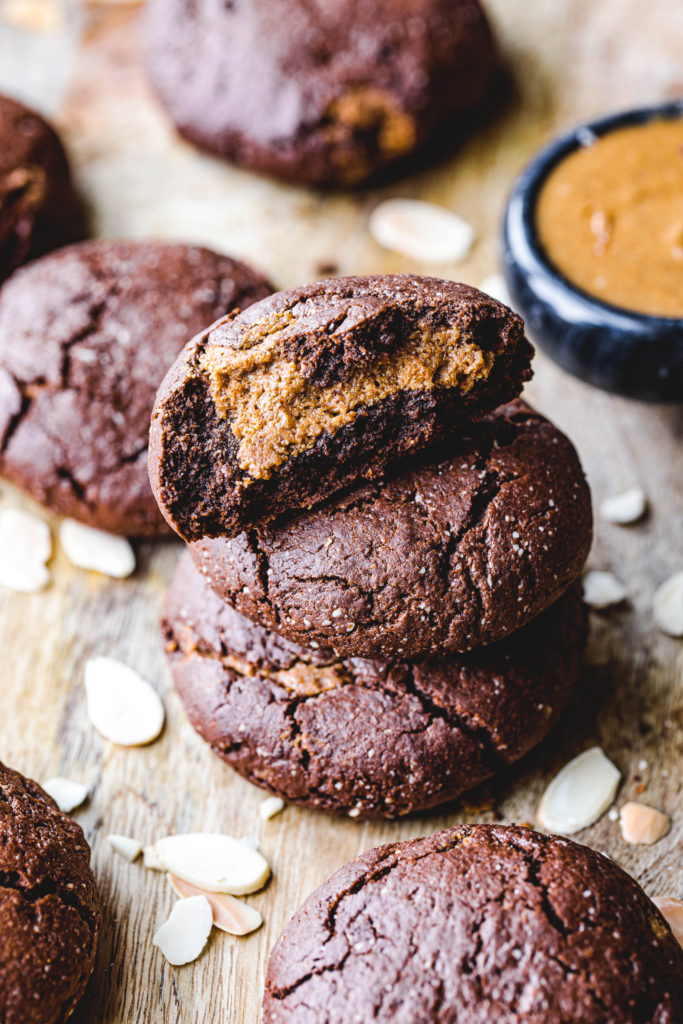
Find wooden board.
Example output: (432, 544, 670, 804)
(0, 2, 682, 1021)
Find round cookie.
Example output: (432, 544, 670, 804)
(163, 552, 585, 819)
(150, 275, 533, 543)
(263, 824, 683, 1023)
(143, 0, 497, 187)
(0, 761, 100, 1024)
(0, 93, 83, 284)
(0, 240, 271, 536)
(191, 400, 592, 659)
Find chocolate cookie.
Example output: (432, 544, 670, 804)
(0, 761, 100, 1024)
(0, 240, 271, 536)
(0, 93, 82, 284)
(143, 0, 497, 187)
(163, 553, 585, 819)
(191, 401, 591, 659)
(263, 824, 683, 1023)
(149, 276, 533, 542)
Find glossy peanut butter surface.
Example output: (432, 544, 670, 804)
(537, 118, 683, 317)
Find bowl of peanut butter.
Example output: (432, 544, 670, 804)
(503, 102, 683, 402)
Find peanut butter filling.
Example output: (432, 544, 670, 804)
(328, 87, 416, 155)
(323, 88, 417, 182)
(201, 318, 494, 480)
(1, 164, 47, 206)
(222, 652, 349, 697)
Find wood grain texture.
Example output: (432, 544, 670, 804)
(0, 2, 681, 1021)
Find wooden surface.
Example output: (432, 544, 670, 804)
(0, 2, 682, 1021)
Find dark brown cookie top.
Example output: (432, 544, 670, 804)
(0, 761, 100, 1024)
(164, 553, 585, 819)
(0, 240, 271, 536)
(143, 0, 496, 186)
(191, 400, 591, 659)
(263, 823, 683, 1023)
(0, 93, 83, 283)
(149, 275, 533, 542)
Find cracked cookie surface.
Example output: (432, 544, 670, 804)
(263, 823, 683, 1023)
(0, 240, 271, 536)
(149, 275, 533, 542)
(163, 553, 585, 819)
(190, 400, 591, 658)
(0, 93, 83, 284)
(0, 760, 100, 1024)
(143, 0, 496, 186)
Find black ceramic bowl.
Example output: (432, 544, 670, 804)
(502, 102, 683, 403)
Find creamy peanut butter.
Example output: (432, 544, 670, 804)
(201, 319, 494, 479)
(536, 118, 683, 317)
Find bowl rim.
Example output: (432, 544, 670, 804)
(505, 99, 683, 329)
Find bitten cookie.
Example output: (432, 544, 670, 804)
(191, 401, 592, 659)
(149, 276, 533, 542)
(0, 761, 100, 1024)
(163, 553, 585, 819)
(0, 93, 82, 284)
(263, 824, 683, 1023)
(143, 0, 497, 186)
(0, 240, 271, 536)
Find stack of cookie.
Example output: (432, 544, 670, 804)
(155, 275, 592, 819)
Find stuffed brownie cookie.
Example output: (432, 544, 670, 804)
(190, 400, 592, 659)
(0, 240, 271, 536)
(0, 761, 100, 1024)
(163, 553, 585, 819)
(0, 93, 83, 284)
(143, 0, 497, 186)
(149, 275, 533, 543)
(263, 824, 683, 1023)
